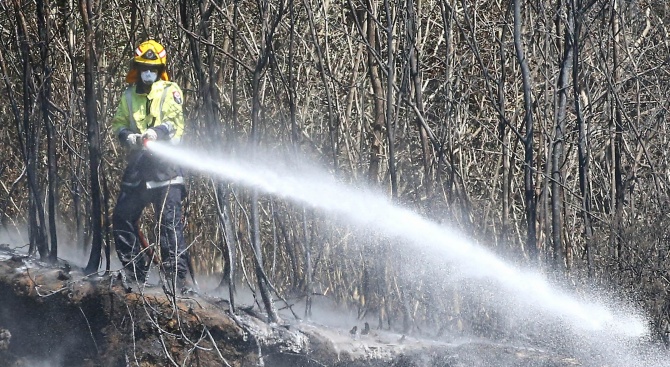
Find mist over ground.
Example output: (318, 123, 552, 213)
(3, 143, 670, 366)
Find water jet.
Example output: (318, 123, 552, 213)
(146, 141, 669, 366)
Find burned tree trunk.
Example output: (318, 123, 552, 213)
(496, 13, 511, 249)
(407, 0, 432, 199)
(36, 0, 59, 262)
(513, 0, 537, 262)
(251, 63, 278, 322)
(80, 0, 104, 275)
(610, 0, 625, 269)
(301, 208, 313, 317)
(13, 0, 48, 259)
(383, 0, 397, 199)
(551, 0, 573, 272)
(366, 0, 385, 183)
(575, 0, 594, 276)
(215, 182, 237, 313)
(249, 0, 285, 323)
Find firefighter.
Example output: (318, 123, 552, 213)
(111, 40, 191, 293)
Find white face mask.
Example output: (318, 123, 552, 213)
(140, 70, 158, 84)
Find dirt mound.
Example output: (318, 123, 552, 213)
(0, 246, 578, 367)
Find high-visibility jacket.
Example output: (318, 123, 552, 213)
(111, 81, 186, 189)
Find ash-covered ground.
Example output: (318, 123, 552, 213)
(0, 243, 589, 367)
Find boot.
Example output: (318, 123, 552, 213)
(118, 262, 149, 292)
(127, 261, 148, 284)
(160, 271, 195, 296)
(177, 276, 196, 296)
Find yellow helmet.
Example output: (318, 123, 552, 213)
(134, 40, 167, 66)
(125, 40, 169, 83)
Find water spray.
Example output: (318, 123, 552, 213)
(145, 141, 668, 366)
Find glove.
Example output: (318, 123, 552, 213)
(142, 129, 158, 142)
(126, 133, 143, 148)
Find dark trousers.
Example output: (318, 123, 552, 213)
(113, 183, 187, 280)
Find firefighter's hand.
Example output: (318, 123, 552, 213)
(126, 133, 143, 149)
(142, 129, 158, 142)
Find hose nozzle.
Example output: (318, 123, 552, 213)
(143, 138, 155, 149)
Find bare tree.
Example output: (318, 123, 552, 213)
(610, 0, 625, 267)
(513, 0, 537, 262)
(80, 0, 104, 275)
(382, 0, 397, 198)
(572, 0, 594, 276)
(363, 0, 386, 183)
(249, 0, 286, 323)
(551, 0, 573, 272)
(12, 0, 49, 259)
(36, 0, 59, 262)
(407, 0, 432, 199)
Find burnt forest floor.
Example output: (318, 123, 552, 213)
(0, 244, 599, 367)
